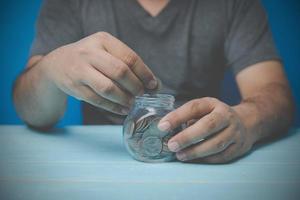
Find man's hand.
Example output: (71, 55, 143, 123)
(156, 61, 293, 164)
(38, 32, 157, 115)
(157, 97, 255, 163)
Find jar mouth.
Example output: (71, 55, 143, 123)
(135, 94, 175, 109)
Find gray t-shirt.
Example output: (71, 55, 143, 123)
(30, 0, 280, 124)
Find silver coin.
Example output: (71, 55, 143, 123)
(144, 117, 169, 138)
(135, 112, 156, 133)
(142, 136, 162, 157)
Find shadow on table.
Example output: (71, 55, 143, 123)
(252, 127, 299, 150)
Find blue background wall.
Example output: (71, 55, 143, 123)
(0, 0, 299, 126)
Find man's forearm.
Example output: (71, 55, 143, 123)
(233, 82, 294, 144)
(13, 59, 67, 129)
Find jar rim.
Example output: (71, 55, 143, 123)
(135, 94, 175, 109)
(135, 93, 175, 101)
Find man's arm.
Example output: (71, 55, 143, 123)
(13, 32, 158, 130)
(157, 61, 294, 163)
(233, 60, 294, 142)
(13, 55, 68, 129)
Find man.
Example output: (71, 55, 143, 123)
(13, 0, 294, 163)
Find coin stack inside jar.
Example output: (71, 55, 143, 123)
(123, 94, 181, 162)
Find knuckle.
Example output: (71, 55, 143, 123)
(101, 82, 115, 95)
(188, 99, 201, 112)
(215, 101, 230, 113)
(85, 92, 98, 102)
(218, 109, 234, 127)
(175, 134, 190, 147)
(203, 97, 219, 108)
(63, 78, 73, 88)
(95, 31, 110, 42)
(123, 51, 139, 67)
(187, 119, 197, 127)
(76, 46, 88, 56)
(84, 91, 94, 101)
(206, 116, 217, 130)
(74, 65, 89, 82)
(167, 112, 180, 126)
(212, 111, 230, 128)
(63, 77, 78, 90)
(113, 64, 129, 79)
(215, 140, 226, 150)
(92, 82, 103, 93)
(219, 103, 230, 112)
(203, 97, 218, 103)
(213, 112, 223, 120)
(94, 95, 104, 106)
(183, 134, 197, 146)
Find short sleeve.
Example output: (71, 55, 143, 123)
(30, 0, 83, 57)
(225, 0, 281, 75)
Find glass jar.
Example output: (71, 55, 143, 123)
(123, 94, 181, 162)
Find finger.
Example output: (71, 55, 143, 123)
(98, 32, 158, 89)
(167, 112, 229, 152)
(158, 98, 217, 132)
(189, 143, 238, 164)
(175, 127, 235, 161)
(89, 50, 144, 96)
(144, 77, 162, 94)
(187, 119, 197, 127)
(82, 67, 133, 107)
(73, 85, 129, 115)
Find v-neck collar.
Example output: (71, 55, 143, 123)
(134, 0, 176, 19)
(120, 0, 182, 35)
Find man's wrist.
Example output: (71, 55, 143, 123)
(35, 56, 67, 99)
(232, 100, 262, 144)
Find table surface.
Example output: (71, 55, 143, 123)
(0, 125, 300, 200)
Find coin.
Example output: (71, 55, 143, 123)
(144, 117, 169, 137)
(135, 112, 156, 133)
(142, 136, 163, 157)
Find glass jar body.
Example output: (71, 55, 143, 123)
(123, 94, 180, 162)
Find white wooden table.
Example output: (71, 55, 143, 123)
(0, 125, 299, 200)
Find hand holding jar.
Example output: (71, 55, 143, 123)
(157, 97, 255, 164)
